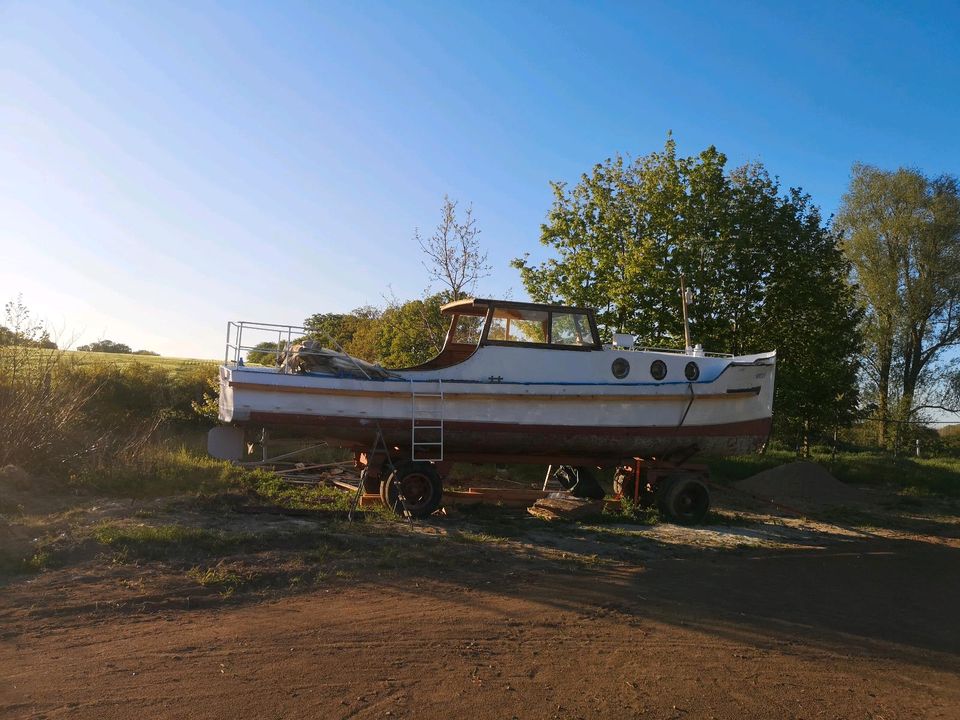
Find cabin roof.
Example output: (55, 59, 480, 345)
(440, 297, 596, 317)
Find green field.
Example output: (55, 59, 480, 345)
(65, 350, 219, 369)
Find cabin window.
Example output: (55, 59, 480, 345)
(611, 358, 630, 379)
(452, 315, 484, 345)
(487, 309, 549, 343)
(650, 359, 667, 380)
(550, 312, 592, 346)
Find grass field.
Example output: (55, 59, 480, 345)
(65, 350, 219, 369)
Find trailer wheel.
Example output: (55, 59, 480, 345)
(657, 475, 710, 525)
(381, 462, 443, 518)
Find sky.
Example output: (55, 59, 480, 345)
(1, 0, 959, 359)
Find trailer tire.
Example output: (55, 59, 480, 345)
(381, 462, 443, 518)
(657, 475, 710, 525)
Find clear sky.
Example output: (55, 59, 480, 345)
(2, 0, 958, 358)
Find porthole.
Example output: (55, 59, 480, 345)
(611, 358, 630, 379)
(684, 361, 700, 381)
(650, 359, 667, 381)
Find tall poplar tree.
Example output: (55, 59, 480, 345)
(837, 164, 960, 447)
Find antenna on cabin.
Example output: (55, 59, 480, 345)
(680, 273, 694, 354)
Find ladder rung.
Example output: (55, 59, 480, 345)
(413, 424, 442, 430)
(414, 442, 443, 447)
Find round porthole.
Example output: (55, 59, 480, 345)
(684, 361, 700, 381)
(650, 359, 667, 380)
(611, 358, 630, 379)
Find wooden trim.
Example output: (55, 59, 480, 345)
(229, 380, 761, 402)
(481, 339, 600, 351)
(441, 297, 598, 317)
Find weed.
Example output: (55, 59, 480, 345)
(598, 498, 660, 525)
(187, 565, 253, 597)
(239, 471, 352, 511)
(452, 531, 507, 545)
(24, 549, 55, 571)
(92, 523, 261, 561)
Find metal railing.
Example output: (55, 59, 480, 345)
(224, 320, 311, 366)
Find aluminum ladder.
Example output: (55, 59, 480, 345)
(410, 380, 444, 461)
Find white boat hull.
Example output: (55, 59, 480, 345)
(218, 345, 776, 463)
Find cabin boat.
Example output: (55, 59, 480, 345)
(213, 298, 776, 468)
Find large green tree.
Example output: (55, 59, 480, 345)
(836, 164, 960, 447)
(513, 138, 861, 446)
(376, 294, 449, 368)
(303, 306, 382, 360)
(303, 295, 449, 369)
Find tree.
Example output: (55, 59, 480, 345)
(78, 339, 133, 354)
(376, 294, 449, 368)
(303, 306, 381, 361)
(837, 164, 960, 448)
(246, 341, 282, 365)
(0, 297, 57, 349)
(302, 298, 448, 369)
(415, 196, 490, 301)
(513, 137, 862, 448)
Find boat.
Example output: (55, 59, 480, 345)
(210, 297, 776, 519)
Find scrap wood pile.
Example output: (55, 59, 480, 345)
(527, 494, 607, 521)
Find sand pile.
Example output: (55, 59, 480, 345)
(736, 461, 862, 507)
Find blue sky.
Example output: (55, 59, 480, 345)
(1, 0, 958, 358)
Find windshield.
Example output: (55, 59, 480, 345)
(484, 307, 595, 347)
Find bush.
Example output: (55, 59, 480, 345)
(0, 303, 99, 472)
(0, 299, 219, 478)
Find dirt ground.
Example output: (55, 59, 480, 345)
(2, 482, 960, 720)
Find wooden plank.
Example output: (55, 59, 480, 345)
(528, 496, 605, 521)
(331, 479, 360, 492)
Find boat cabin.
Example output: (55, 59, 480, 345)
(409, 298, 603, 370)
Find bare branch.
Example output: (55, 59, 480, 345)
(416, 195, 490, 300)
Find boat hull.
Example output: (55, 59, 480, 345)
(217, 345, 776, 463)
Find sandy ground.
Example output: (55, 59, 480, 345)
(2, 485, 959, 719)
